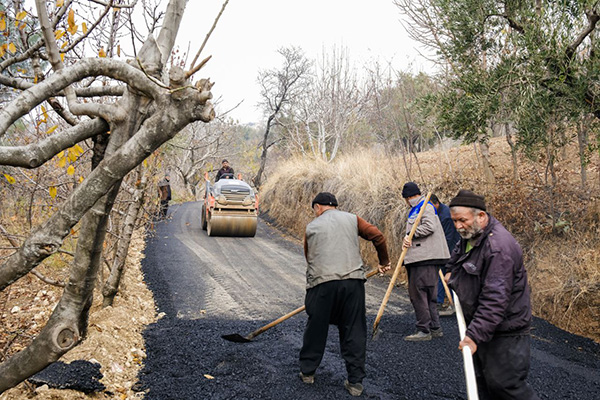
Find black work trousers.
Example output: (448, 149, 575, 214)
(475, 334, 540, 400)
(406, 265, 440, 333)
(299, 279, 366, 384)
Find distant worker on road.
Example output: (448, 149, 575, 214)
(299, 192, 391, 397)
(158, 174, 171, 219)
(401, 183, 450, 341)
(430, 193, 461, 317)
(215, 159, 234, 182)
(445, 189, 540, 400)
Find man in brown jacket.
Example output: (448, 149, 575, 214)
(300, 192, 390, 396)
(401, 182, 450, 341)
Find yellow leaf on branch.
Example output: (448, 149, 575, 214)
(0, 17, 6, 31)
(15, 11, 27, 21)
(3, 174, 16, 184)
(98, 47, 106, 58)
(8, 42, 16, 53)
(49, 186, 57, 198)
(68, 148, 77, 162)
(82, 22, 88, 34)
(68, 9, 75, 26)
(58, 157, 67, 168)
(0, 46, 5, 58)
(79, 176, 84, 183)
(73, 144, 84, 155)
(46, 125, 58, 134)
(67, 165, 75, 175)
(60, 53, 64, 62)
(57, 151, 65, 158)
(68, 23, 77, 35)
(56, 0, 64, 7)
(55, 29, 64, 40)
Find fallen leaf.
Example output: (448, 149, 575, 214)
(204, 374, 214, 380)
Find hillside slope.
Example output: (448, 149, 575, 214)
(259, 137, 600, 341)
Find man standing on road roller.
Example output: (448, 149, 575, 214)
(401, 183, 450, 341)
(445, 189, 540, 400)
(215, 159, 234, 182)
(299, 192, 391, 397)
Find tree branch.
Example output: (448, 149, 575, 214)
(0, 118, 108, 168)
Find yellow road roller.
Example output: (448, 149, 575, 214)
(201, 172, 258, 237)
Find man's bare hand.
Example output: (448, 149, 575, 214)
(378, 263, 391, 274)
(458, 335, 477, 354)
(402, 236, 412, 248)
(444, 272, 451, 283)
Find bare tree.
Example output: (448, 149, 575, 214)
(284, 47, 371, 162)
(253, 46, 312, 189)
(0, 0, 219, 392)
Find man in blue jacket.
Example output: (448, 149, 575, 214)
(430, 194, 460, 316)
(446, 189, 539, 400)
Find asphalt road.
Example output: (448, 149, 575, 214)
(137, 202, 600, 399)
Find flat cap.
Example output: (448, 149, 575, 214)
(449, 189, 486, 211)
(312, 192, 338, 208)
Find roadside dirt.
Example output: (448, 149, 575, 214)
(0, 231, 156, 400)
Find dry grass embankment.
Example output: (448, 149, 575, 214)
(260, 137, 600, 342)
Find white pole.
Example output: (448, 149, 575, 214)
(453, 291, 479, 400)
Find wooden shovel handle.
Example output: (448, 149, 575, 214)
(372, 192, 433, 334)
(248, 269, 380, 340)
(438, 268, 454, 306)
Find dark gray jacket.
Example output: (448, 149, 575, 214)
(447, 215, 532, 344)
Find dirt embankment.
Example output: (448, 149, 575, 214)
(0, 230, 157, 400)
(259, 138, 600, 342)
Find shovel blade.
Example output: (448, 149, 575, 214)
(221, 333, 252, 343)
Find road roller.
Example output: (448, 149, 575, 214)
(201, 172, 258, 237)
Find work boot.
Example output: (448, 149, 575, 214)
(431, 327, 444, 338)
(439, 305, 456, 317)
(344, 380, 364, 396)
(299, 372, 314, 384)
(404, 331, 432, 341)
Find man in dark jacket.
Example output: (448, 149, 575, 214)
(401, 183, 450, 341)
(445, 189, 540, 400)
(300, 192, 391, 397)
(431, 194, 460, 316)
(157, 174, 171, 219)
(215, 159, 234, 182)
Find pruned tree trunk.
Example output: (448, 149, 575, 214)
(505, 122, 519, 183)
(254, 114, 274, 190)
(479, 140, 496, 184)
(577, 119, 589, 191)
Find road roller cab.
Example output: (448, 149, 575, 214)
(202, 172, 259, 237)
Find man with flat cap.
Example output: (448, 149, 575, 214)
(445, 189, 540, 400)
(299, 192, 391, 397)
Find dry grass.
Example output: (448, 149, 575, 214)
(260, 137, 600, 342)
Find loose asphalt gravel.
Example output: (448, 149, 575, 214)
(136, 202, 600, 399)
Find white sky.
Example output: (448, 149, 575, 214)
(176, 0, 434, 124)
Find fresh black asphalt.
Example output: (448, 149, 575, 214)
(137, 202, 600, 399)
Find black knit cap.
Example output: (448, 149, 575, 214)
(449, 189, 486, 211)
(222, 159, 229, 163)
(312, 192, 338, 208)
(401, 182, 421, 198)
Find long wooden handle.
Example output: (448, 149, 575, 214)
(453, 292, 479, 400)
(248, 268, 380, 340)
(438, 268, 454, 306)
(372, 192, 432, 334)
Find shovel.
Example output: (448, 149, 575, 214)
(222, 269, 380, 343)
(372, 192, 432, 338)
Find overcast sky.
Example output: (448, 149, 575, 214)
(176, 0, 434, 124)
